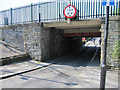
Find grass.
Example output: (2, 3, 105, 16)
(38, 61, 41, 63)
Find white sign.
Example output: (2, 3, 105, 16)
(64, 5, 77, 18)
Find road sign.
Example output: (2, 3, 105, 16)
(64, 5, 77, 19)
(102, 0, 115, 6)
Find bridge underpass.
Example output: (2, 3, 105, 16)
(0, 0, 119, 87)
(1, 20, 102, 88)
(43, 19, 101, 66)
(1, 16, 119, 68)
(1, 16, 119, 88)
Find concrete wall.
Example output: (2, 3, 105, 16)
(1, 23, 64, 61)
(101, 16, 120, 68)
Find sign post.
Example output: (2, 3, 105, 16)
(100, 0, 115, 90)
(68, 0, 70, 23)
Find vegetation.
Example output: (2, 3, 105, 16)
(112, 39, 120, 68)
(38, 61, 41, 63)
(0, 38, 4, 41)
(112, 8, 120, 16)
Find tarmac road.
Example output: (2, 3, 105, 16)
(2, 47, 100, 88)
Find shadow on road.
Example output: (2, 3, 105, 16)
(42, 47, 101, 68)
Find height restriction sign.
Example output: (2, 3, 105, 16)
(64, 5, 77, 19)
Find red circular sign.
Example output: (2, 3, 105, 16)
(64, 5, 77, 19)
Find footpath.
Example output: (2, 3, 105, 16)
(77, 61, 119, 88)
(0, 58, 62, 79)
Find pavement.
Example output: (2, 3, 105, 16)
(77, 61, 119, 88)
(0, 57, 64, 79)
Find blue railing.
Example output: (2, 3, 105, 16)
(0, 0, 119, 26)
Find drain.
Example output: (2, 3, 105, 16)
(58, 72, 71, 77)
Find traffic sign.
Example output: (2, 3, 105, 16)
(102, 0, 115, 6)
(64, 5, 77, 19)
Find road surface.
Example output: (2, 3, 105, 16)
(2, 47, 100, 88)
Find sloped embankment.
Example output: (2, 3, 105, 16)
(0, 41, 30, 65)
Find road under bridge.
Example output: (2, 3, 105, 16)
(0, 16, 119, 67)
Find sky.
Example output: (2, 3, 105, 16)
(0, 0, 57, 11)
(0, 0, 119, 11)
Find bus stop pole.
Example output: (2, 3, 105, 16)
(100, 6, 109, 90)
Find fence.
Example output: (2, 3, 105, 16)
(0, 0, 120, 26)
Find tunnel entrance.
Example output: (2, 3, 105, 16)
(62, 36, 101, 67)
(43, 20, 101, 67)
(44, 35, 101, 68)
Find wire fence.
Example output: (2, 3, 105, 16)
(0, 0, 120, 26)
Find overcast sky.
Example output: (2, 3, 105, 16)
(0, 0, 57, 11)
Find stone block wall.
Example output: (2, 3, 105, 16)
(101, 16, 120, 68)
(23, 23, 41, 60)
(50, 28, 64, 58)
(2, 25, 24, 51)
(1, 23, 64, 61)
(0, 28, 2, 40)
(40, 27, 64, 60)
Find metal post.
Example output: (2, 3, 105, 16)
(10, 8, 12, 25)
(67, 0, 71, 23)
(100, 6, 109, 90)
(59, 1, 60, 21)
(39, 3, 41, 22)
(119, 0, 120, 15)
(31, 3, 33, 22)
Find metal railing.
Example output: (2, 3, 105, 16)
(0, 0, 119, 26)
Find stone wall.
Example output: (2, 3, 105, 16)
(2, 25, 24, 51)
(0, 28, 2, 40)
(101, 16, 120, 68)
(23, 23, 41, 60)
(49, 28, 64, 59)
(40, 27, 64, 60)
(1, 23, 64, 61)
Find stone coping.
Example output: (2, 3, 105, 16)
(100, 16, 120, 23)
(0, 53, 30, 66)
(0, 22, 41, 29)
